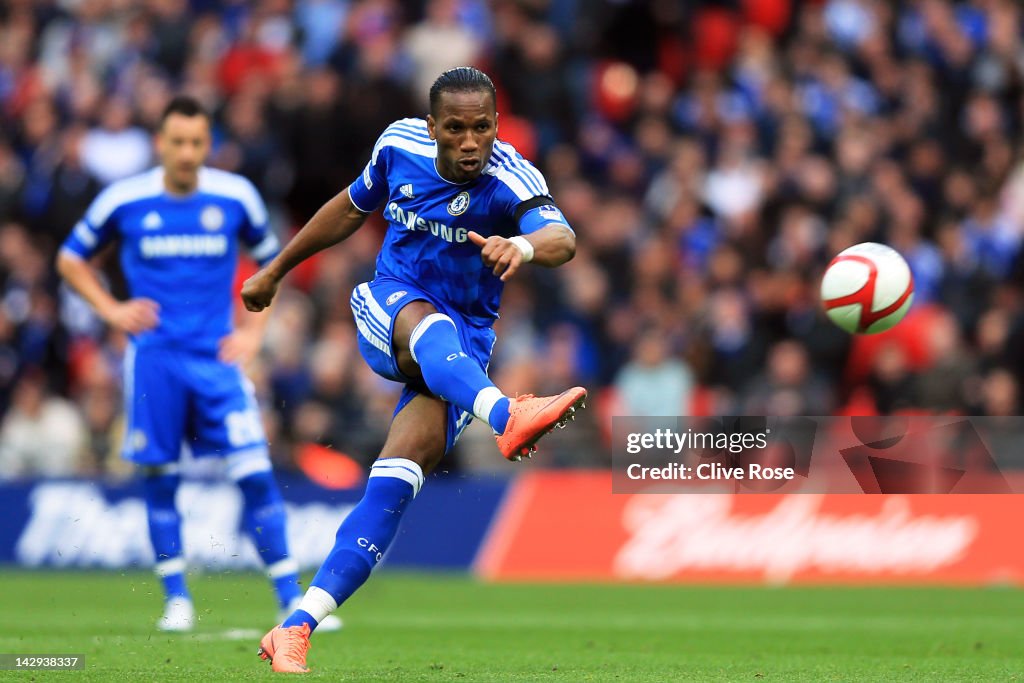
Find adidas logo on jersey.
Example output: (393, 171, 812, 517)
(399, 184, 415, 199)
(142, 211, 163, 230)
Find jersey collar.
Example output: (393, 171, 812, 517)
(160, 166, 204, 199)
(432, 158, 475, 186)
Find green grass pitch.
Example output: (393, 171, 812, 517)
(1, 570, 1023, 681)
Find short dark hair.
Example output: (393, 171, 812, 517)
(429, 67, 496, 115)
(159, 95, 209, 127)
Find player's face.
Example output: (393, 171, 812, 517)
(156, 113, 211, 193)
(428, 90, 497, 183)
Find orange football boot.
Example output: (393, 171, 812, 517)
(496, 387, 587, 461)
(258, 623, 311, 674)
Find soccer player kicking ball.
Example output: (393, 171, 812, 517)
(242, 67, 586, 673)
(57, 97, 340, 633)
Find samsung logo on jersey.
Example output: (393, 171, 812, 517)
(140, 234, 228, 258)
(388, 202, 468, 244)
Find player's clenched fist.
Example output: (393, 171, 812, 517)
(467, 231, 532, 282)
(103, 298, 160, 334)
(241, 269, 280, 312)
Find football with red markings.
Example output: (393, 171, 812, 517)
(820, 242, 914, 334)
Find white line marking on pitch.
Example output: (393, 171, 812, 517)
(187, 628, 263, 642)
(69, 628, 266, 645)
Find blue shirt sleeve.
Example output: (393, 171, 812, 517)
(235, 180, 280, 266)
(487, 141, 573, 235)
(60, 189, 121, 259)
(517, 202, 573, 235)
(348, 143, 389, 212)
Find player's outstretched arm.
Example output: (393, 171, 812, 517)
(56, 250, 160, 334)
(467, 224, 575, 282)
(241, 188, 369, 312)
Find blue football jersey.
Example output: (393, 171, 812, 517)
(60, 167, 280, 353)
(348, 118, 572, 324)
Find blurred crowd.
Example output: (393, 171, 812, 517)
(2, 0, 1024, 479)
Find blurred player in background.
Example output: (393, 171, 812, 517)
(56, 96, 340, 633)
(243, 67, 586, 673)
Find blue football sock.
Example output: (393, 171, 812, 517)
(159, 568, 189, 600)
(143, 472, 190, 601)
(409, 313, 510, 433)
(237, 470, 301, 609)
(490, 397, 511, 434)
(284, 458, 424, 632)
(284, 609, 318, 631)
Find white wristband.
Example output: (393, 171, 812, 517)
(508, 235, 534, 263)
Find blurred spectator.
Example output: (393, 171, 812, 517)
(868, 343, 917, 415)
(214, 93, 291, 201)
(914, 312, 974, 413)
(151, 0, 192, 79)
(613, 328, 694, 417)
(741, 340, 835, 416)
(937, 220, 997, 331)
(79, 98, 152, 185)
(975, 368, 1020, 417)
(825, 0, 878, 51)
(960, 191, 1021, 279)
(343, 34, 417, 155)
(974, 307, 1011, 374)
(0, 309, 18, 415)
(403, 0, 481, 107)
(218, 11, 289, 98)
(37, 124, 102, 250)
(281, 67, 357, 221)
(78, 378, 122, 477)
(495, 21, 575, 152)
(295, 0, 349, 67)
(36, 0, 123, 88)
(0, 368, 86, 479)
(0, 141, 26, 224)
(704, 136, 766, 222)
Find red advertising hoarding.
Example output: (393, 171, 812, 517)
(476, 471, 1024, 585)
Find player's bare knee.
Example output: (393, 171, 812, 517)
(395, 348, 422, 380)
(382, 395, 448, 474)
(380, 428, 446, 474)
(392, 301, 438, 356)
(416, 442, 447, 474)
